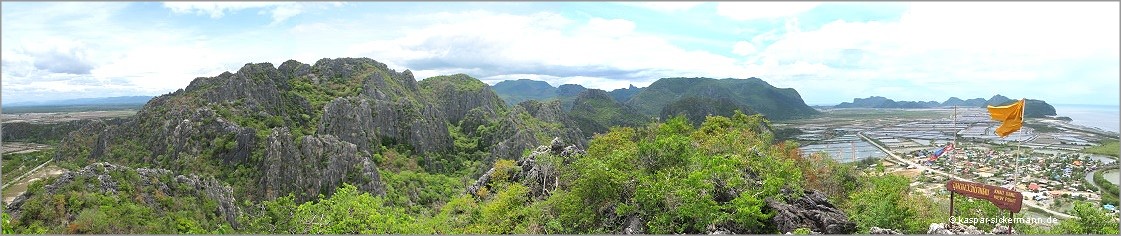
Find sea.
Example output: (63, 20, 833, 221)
(1051, 104, 1120, 133)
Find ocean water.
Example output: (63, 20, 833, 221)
(1052, 104, 1120, 133)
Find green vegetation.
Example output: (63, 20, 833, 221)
(1083, 140, 1120, 157)
(5, 165, 235, 234)
(1093, 167, 1119, 206)
(568, 89, 650, 137)
(491, 79, 565, 106)
(237, 112, 810, 234)
(627, 77, 819, 120)
(11, 60, 1111, 234)
(659, 96, 754, 126)
(2, 149, 54, 182)
(1048, 201, 1121, 234)
(11, 107, 1117, 234)
(420, 74, 489, 93)
(844, 174, 945, 234)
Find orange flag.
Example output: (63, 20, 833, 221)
(987, 99, 1025, 137)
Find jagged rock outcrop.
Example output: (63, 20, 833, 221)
(419, 74, 506, 124)
(469, 137, 584, 199)
(926, 222, 1017, 235)
(486, 106, 542, 162)
(481, 101, 587, 164)
(518, 100, 586, 147)
(315, 59, 452, 155)
(185, 62, 299, 116)
(927, 222, 983, 234)
(766, 189, 857, 234)
(869, 227, 904, 234)
(259, 127, 385, 202)
(5, 162, 241, 228)
(621, 214, 645, 234)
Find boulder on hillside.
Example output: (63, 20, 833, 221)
(766, 189, 857, 234)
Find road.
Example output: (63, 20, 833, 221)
(2, 159, 52, 190)
(2, 163, 64, 206)
(859, 132, 1077, 219)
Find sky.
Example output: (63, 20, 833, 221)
(2, 2, 1119, 106)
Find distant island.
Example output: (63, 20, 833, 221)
(834, 95, 1057, 118)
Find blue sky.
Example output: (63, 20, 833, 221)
(2, 2, 1118, 106)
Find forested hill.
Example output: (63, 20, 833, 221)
(625, 77, 820, 120)
(492, 77, 821, 121)
(490, 79, 641, 110)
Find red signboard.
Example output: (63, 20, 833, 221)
(945, 180, 1023, 213)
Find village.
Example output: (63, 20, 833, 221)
(777, 107, 1121, 225)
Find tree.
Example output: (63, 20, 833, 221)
(1050, 201, 1121, 234)
(846, 174, 910, 232)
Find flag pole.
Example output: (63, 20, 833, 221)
(952, 105, 958, 176)
(1016, 98, 1025, 191)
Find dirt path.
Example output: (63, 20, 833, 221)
(2, 165, 65, 206)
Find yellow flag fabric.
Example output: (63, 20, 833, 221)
(987, 99, 1025, 137)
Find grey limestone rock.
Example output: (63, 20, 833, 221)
(766, 190, 857, 234)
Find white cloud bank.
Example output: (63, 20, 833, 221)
(2, 2, 1118, 105)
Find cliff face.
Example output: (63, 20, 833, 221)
(484, 101, 586, 164)
(259, 127, 385, 202)
(419, 74, 507, 125)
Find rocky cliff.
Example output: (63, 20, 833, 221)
(419, 74, 507, 124)
(258, 127, 386, 202)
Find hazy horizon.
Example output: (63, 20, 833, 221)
(2, 2, 1118, 106)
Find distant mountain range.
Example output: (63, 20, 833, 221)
(492, 77, 820, 122)
(834, 95, 1057, 118)
(490, 79, 640, 110)
(4, 96, 153, 107)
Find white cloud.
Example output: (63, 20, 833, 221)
(162, 2, 339, 24)
(4, 2, 1116, 106)
(743, 2, 1120, 104)
(1, 2, 248, 104)
(622, 2, 704, 12)
(715, 2, 820, 20)
(732, 41, 757, 56)
(346, 11, 748, 89)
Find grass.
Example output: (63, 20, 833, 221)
(1082, 140, 1120, 157)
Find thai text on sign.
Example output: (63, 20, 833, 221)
(945, 180, 1023, 213)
